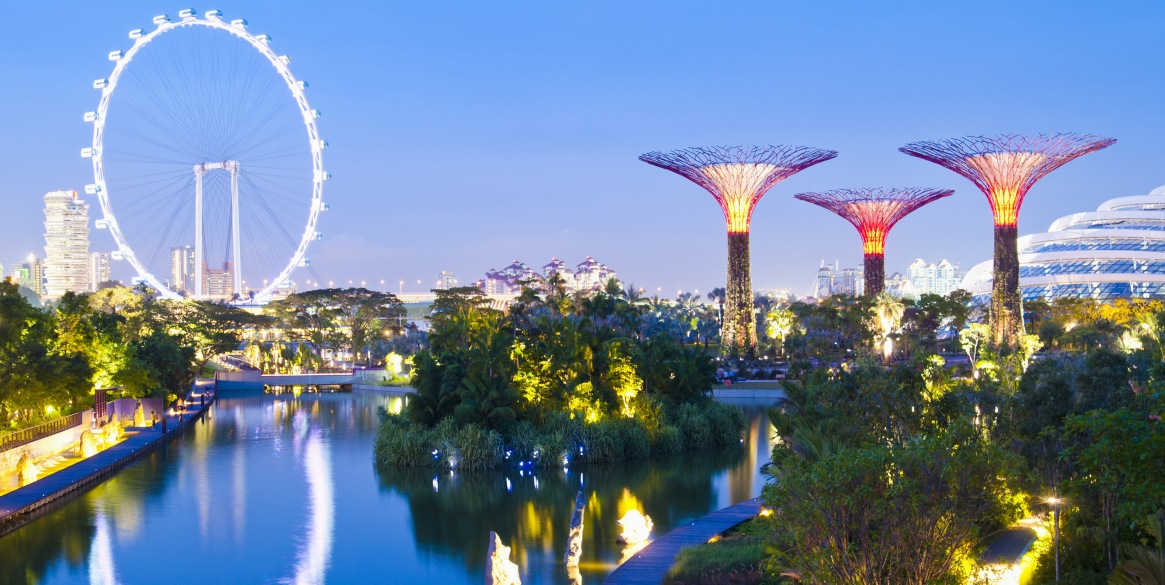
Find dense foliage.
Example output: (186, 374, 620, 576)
(260, 287, 413, 371)
(753, 295, 1165, 585)
(375, 283, 744, 468)
(0, 280, 257, 432)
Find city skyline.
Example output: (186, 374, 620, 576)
(1, 1, 1161, 297)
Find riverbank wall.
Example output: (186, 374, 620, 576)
(0, 391, 214, 538)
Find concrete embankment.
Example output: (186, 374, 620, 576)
(0, 391, 214, 538)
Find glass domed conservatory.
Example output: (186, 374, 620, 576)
(963, 186, 1165, 302)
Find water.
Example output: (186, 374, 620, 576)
(0, 392, 777, 585)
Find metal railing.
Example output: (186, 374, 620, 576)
(0, 412, 86, 453)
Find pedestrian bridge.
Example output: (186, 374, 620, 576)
(214, 371, 356, 392)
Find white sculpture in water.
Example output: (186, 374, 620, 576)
(485, 531, 521, 585)
(617, 510, 653, 545)
(564, 491, 585, 567)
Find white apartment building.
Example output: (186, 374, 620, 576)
(89, 252, 111, 291)
(43, 190, 90, 299)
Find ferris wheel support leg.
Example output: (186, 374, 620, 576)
(230, 161, 242, 298)
(194, 165, 204, 298)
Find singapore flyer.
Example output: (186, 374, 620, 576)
(85, 9, 326, 303)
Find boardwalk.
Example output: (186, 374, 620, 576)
(603, 498, 763, 585)
(0, 393, 213, 537)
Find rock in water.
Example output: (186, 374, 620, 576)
(564, 491, 585, 567)
(485, 531, 521, 585)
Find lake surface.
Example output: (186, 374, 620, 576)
(0, 392, 777, 585)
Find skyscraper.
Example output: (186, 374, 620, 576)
(43, 190, 90, 299)
(89, 252, 111, 291)
(170, 246, 196, 294)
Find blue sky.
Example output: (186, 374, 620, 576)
(1, 1, 1162, 296)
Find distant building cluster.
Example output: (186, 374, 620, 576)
(3, 191, 115, 301)
(813, 258, 964, 299)
(812, 261, 864, 297)
(473, 257, 618, 295)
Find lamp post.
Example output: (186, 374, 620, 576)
(1045, 496, 1063, 583)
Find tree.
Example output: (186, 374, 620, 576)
(765, 307, 797, 357)
(872, 293, 904, 362)
(764, 426, 1024, 585)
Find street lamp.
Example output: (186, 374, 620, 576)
(399, 280, 404, 294)
(1045, 495, 1064, 583)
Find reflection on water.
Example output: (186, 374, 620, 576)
(287, 421, 335, 585)
(0, 393, 778, 585)
(88, 511, 119, 585)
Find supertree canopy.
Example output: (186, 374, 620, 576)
(640, 145, 837, 357)
(794, 188, 953, 296)
(900, 133, 1115, 349)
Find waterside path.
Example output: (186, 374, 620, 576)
(0, 392, 214, 537)
(603, 497, 763, 585)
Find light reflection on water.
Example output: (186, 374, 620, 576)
(0, 392, 777, 585)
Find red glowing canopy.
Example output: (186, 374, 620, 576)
(899, 134, 1115, 226)
(640, 145, 838, 233)
(795, 188, 953, 255)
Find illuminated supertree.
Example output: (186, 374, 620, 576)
(900, 134, 1115, 349)
(640, 145, 837, 357)
(794, 188, 954, 296)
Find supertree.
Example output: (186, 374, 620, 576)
(794, 188, 954, 296)
(900, 134, 1115, 350)
(639, 145, 837, 357)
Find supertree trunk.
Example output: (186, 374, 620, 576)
(992, 223, 1022, 350)
(724, 231, 756, 358)
(864, 253, 884, 297)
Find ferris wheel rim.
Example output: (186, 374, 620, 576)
(88, 12, 324, 303)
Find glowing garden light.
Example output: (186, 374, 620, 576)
(639, 146, 837, 357)
(900, 134, 1114, 349)
(794, 188, 953, 296)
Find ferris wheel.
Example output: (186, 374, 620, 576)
(84, 9, 327, 303)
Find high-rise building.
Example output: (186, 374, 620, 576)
(170, 246, 196, 294)
(204, 262, 234, 300)
(435, 271, 458, 290)
(907, 259, 963, 296)
(13, 255, 43, 296)
(89, 252, 111, 291)
(43, 190, 90, 299)
(812, 260, 863, 297)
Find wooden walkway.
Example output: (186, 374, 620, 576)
(0, 392, 214, 537)
(603, 497, 763, 585)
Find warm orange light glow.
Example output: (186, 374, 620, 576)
(861, 226, 888, 255)
(699, 162, 782, 232)
(964, 152, 1047, 226)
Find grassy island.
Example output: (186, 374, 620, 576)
(374, 284, 745, 469)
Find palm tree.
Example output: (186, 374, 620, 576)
(873, 293, 905, 362)
(765, 307, 797, 357)
(707, 287, 726, 328)
(1109, 515, 1165, 585)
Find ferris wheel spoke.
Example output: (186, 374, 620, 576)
(144, 177, 197, 271)
(238, 172, 300, 249)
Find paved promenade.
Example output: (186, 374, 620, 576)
(0, 392, 213, 537)
(603, 497, 763, 585)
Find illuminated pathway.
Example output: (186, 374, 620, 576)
(602, 497, 762, 585)
(0, 392, 213, 536)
